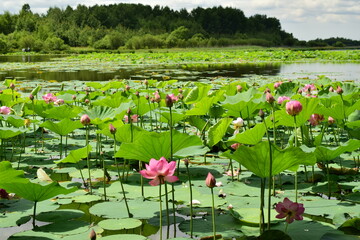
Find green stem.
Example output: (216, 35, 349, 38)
(263, 115, 273, 230)
(159, 183, 163, 240)
(229, 159, 234, 182)
(211, 187, 216, 240)
(32, 201, 37, 229)
(60, 135, 63, 159)
(260, 178, 265, 234)
(102, 152, 107, 201)
(294, 116, 298, 203)
(86, 125, 92, 194)
(164, 182, 170, 228)
(185, 164, 193, 238)
(113, 135, 132, 218)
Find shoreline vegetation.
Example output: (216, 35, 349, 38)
(0, 3, 360, 54)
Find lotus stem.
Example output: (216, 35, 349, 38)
(260, 178, 265, 234)
(263, 114, 273, 230)
(59, 135, 63, 159)
(229, 159, 234, 182)
(294, 115, 298, 203)
(85, 125, 92, 194)
(113, 134, 132, 218)
(164, 182, 170, 238)
(211, 187, 216, 240)
(32, 201, 37, 228)
(101, 152, 107, 201)
(185, 162, 194, 238)
(159, 183, 163, 240)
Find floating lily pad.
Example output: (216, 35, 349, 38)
(98, 218, 142, 230)
(35, 209, 84, 222)
(100, 234, 148, 240)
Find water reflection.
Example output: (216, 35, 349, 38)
(0, 55, 66, 63)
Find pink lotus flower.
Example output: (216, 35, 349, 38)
(54, 99, 64, 105)
(286, 100, 302, 116)
(80, 114, 91, 126)
(309, 114, 324, 126)
(205, 172, 216, 188)
(0, 106, 11, 115)
(236, 85, 243, 92)
(42, 93, 57, 104)
(231, 143, 240, 150)
(277, 96, 290, 104)
(274, 81, 283, 89)
(266, 92, 275, 104)
(275, 197, 305, 223)
(140, 157, 179, 186)
(302, 84, 316, 93)
(123, 114, 139, 123)
(165, 94, 178, 107)
(328, 116, 335, 125)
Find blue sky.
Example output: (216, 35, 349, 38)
(1, 0, 359, 41)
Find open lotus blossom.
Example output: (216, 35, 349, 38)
(232, 118, 244, 134)
(165, 93, 178, 107)
(286, 100, 302, 116)
(0, 106, 11, 115)
(140, 157, 179, 186)
(54, 99, 64, 105)
(275, 197, 305, 223)
(42, 93, 57, 103)
(277, 96, 290, 104)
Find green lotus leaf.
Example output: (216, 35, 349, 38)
(0, 161, 28, 186)
(35, 209, 84, 222)
(232, 142, 316, 178)
(40, 118, 83, 136)
(229, 122, 266, 145)
(160, 108, 187, 125)
(314, 139, 360, 162)
(44, 105, 83, 120)
(98, 218, 142, 230)
(115, 130, 204, 162)
(92, 92, 131, 108)
(54, 144, 92, 164)
(184, 83, 212, 104)
(0, 181, 77, 202)
(207, 118, 232, 147)
(100, 234, 147, 240)
(3, 115, 25, 127)
(185, 96, 216, 116)
(0, 211, 31, 228)
(83, 106, 117, 125)
(0, 127, 26, 139)
(30, 85, 42, 96)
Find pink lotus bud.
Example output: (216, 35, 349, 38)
(336, 86, 343, 95)
(274, 81, 282, 89)
(266, 92, 275, 104)
(29, 94, 34, 101)
(84, 99, 90, 104)
(144, 79, 149, 86)
(154, 91, 161, 103)
(236, 85, 243, 93)
(125, 85, 130, 91)
(264, 88, 271, 93)
(135, 91, 140, 97)
(72, 95, 76, 100)
(127, 108, 132, 115)
(0, 106, 11, 115)
(298, 89, 303, 94)
(80, 114, 91, 126)
(184, 158, 189, 167)
(309, 114, 324, 126)
(145, 95, 149, 100)
(9, 83, 15, 90)
(89, 229, 96, 240)
(205, 172, 216, 188)
(259, 109, 265, 119)
(286, 100, 303, 116)
(109, 123, 117, 134)
(328, 116, 335, 125)
(165, 94, 174, 108)
(231, 143, 240, 150)
(329, 86, 334, 92)
(227, 204, 233, 210)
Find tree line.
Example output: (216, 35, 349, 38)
(0, 3, 358, 53)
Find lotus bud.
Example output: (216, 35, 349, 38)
(266, 92, 275, 104)
(227, 204, 233, 210)
(178, 88, 183, 93)
(145, 95, 149, 100)
(231, 143, 240, 150)
(89, 229, 96, 240)
(127, 108, 132, 115)
(205, 172, 216, 188)
(264, 88, 270, 93)
(72, 95, 76, 100)
(286, 100, 303, 116)
(135, 91, 140, 97)
(144, 79, 149, 86)
(336, 86, 343, 95)
(9, 83, 15, 90)
(154, 91, 161, 103)
(298, 89, 303, 94)
(125, 85, 130, 91)
(329, 86, 334, 92)
(274, 81, 282, 89)
(80, 114, 91, 126)
(236, 85, 242, 93)
(165, 94, 174, 108)
(84, 99, 90, 104)
(258, 109, 265, 119)
(109, 123, 117, 135)
(184, 158, 189, 167)
(328, 116, 335, 125)
(29, 94, 34, 101)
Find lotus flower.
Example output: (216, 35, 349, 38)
(328, 116, 335, 125)
(274, 81, 283, 89)
(275, 197, 305, 223)
(205, 172, 216, 188)
(309, 114, 324, 126)
(0, 106, 11, 115)
(80, 114, 91, 126)
(42, 93, 57, 104)
(266, 92, 275, 104)
(286, 100, 302, 116)
(140, 157, 179, 186)
(277, 96, 290, 104)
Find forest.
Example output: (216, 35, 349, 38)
(0, 3, 359, 53)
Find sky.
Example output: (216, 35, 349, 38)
(1, 0, 359, 41)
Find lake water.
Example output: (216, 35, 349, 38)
(0, 55, 359, 82)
